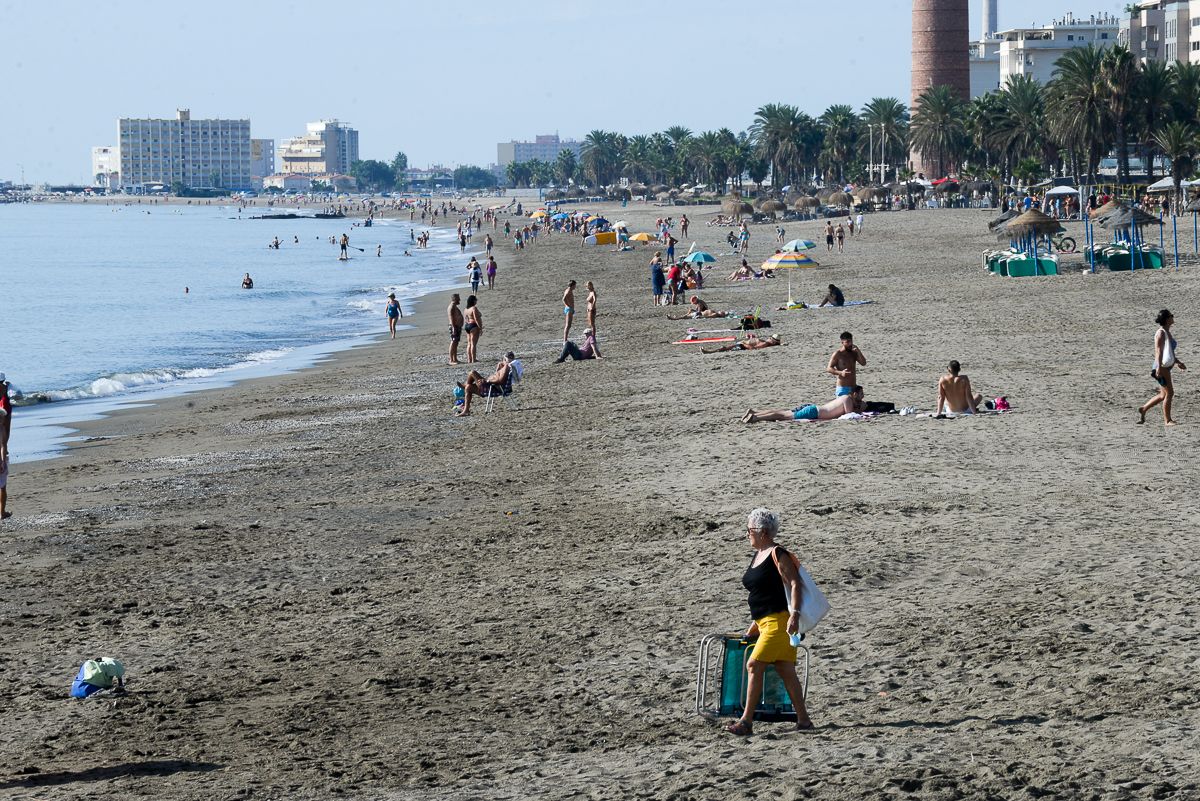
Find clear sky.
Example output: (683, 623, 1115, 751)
(3, 0, 1125, 184)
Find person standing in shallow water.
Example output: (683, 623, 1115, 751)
(1139, 309, 1187, 426)
(726, 508, 813, 736)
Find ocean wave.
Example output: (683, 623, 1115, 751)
(15, 348, 295, 405)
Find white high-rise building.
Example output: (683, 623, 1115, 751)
(91, 146, 119, 189)
(279, 120, 359, 175)
(969, 11, 1120, 96)
(250, 138, 275, 179)
(118, 108, 252, 191)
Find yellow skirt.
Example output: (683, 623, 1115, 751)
(749, 610, 797, 663)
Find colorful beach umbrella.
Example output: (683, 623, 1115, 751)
(551, 212, 569, 220)
(629, 232, 655, 242)
(682, 251, 717, 263)
(761, 252, 818, 270)
(529, 210, 548, 219)
(781, 239, 817, 252)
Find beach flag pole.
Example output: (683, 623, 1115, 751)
(1172, 212, 1180, 270)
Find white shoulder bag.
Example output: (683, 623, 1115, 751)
(773, 548, 831, 634)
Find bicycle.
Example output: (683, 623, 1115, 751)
(1050, 232, 1076, 253)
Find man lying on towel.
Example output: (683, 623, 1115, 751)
(703, 334, 781, 354)
(667, 296, 729, 320)
(741, 385, 864, 423)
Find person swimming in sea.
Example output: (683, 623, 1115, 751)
(241, 273, 254, 289)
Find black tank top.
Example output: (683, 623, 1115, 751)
(742, 548, 788, 619)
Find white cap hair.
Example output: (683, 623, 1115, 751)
(747, 508, 779, 536)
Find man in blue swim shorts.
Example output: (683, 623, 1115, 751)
(827, 331, 866, 396)
(741, 386, 865, 423)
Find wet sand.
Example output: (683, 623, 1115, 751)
(2, 203, 1198, 800)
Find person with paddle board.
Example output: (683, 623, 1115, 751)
(339, 233, 350, 260)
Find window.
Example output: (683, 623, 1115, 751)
(1193, 40, 1200, 50)
(1068, 34, 1074, 41)
(1102, 32, 1109, 39)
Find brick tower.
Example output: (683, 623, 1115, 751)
(910, 0, 971, 177)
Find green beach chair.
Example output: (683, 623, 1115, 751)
(695, 633, 810, 722)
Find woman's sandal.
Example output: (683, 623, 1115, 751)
(725, 720, 754, 736)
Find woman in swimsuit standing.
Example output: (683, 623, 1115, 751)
(385, 292, 403, 339)
(562, 281, 576, 342)
(463, 295, 483, 364)
(585, 281, 598, 334)
(1139, 309, 1186, 426)
(726, 508, 814, 736)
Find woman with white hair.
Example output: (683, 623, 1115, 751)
(726, 507, 813, 735)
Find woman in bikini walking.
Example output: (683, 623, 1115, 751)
(1139, 309, 1186, 426)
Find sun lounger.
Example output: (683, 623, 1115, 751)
(695, 633, 809, 721)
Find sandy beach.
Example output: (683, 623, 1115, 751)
(2, 202, 1198, 800)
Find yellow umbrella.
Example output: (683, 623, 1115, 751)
(529, 210, 548, 219)
(629, 232, 655, 242)
(761, 251, 818, 270)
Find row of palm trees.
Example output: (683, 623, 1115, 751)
(911, 44, 1200, 195)
(503, 44, 1200, 199)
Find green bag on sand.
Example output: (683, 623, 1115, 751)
(81, 658, 125, 688)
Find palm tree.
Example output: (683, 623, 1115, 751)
(1048, 44, 1108, 181)
(622, 135, 655, 183)
(581, 129, 620, 187)
(1155, 121, 1199, 210)
(819, 104, 859, 183)
(1172, 61, 1200, 128)
(860, 97, 908, 182)
(909, 85, 968, 178)
(988, 75, 1048, 182)
(750, 103, 803, 188)
(554, 148, 577, 186)
(1100, 45, 1139, 185)
(1137, 60, 1176, 181)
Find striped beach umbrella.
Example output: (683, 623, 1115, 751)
(761, 252, 818, 270)
(781, 239, 817, 252)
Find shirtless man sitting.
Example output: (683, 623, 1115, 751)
(703, 334, 781, 354)
(668, 296, 728, 320)
(827, 331, 866, 397)
(741, 386, 865, 423)
(456, 358, 511, 416)
(937, 360, 983, 415)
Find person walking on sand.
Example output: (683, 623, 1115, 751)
(485, 233, 494, 257)
(827, 331, 866, 396)
(725, 509, 814, 735)
(835, 223, 846, 253)
(486, 256, 498, 290)
(586, 281, 598, 334)
(386, 292, 403, 339)
(824, 221, 835, 252)
(1139, 309, 1187, 426)
(463, 295, 483, 364)
(448, 295, 465, 364)
(467, 257, 483, 294)
(562, 281, 576, 341)
(0, 373, 10, 520)
(680, 215, 689, 239)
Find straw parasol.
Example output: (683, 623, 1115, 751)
(966, 180, 995, 195)
(1090, 199, 1125, 224)
(760, 199, 787, 213)
(794, 196, 820, 209)
(608, 186, 631, 200)
(567, 187, 587, 198)
(1099, 207, 1161, 229)
(630, 183, 649, 194)
(986, 208, 1019, 232)
(545, 189, 565, 200)
(1000, 208, 1063, 238)
(722, 195, 754, 218)
(815, 187, 835, 202)
(650, 184, 669, 195)
(827, 191, 853, 207)
(933, 180, 960, 194)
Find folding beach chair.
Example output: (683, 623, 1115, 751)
(483, 360, 521, 414)
(695, 633, 809, 722)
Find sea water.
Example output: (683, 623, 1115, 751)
(0, 202, 477, 461)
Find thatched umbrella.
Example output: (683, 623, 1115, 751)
(700, 190, 719, 200)
(966, 180, 995, 195)
(650, 184, 669, 195)
(567, 187, 587, 198)
(760, 199, 787, 214)
(655, 191, 672, 201)
(827, 191, 853, 207)
(986, 208, 1019, 232)
(545, 189, 565, 200)
(904, 181, 927, 195)
(721, 195, 754, 219)
(630, 183, 649, 195)
(859, 185, 888, 200)
(608, 186, 631, 200)
(815, 187, 835, 202)
(933, 180, 960, 194)
(1001, 208, 1063, 238)
(1090, 199, 1125, 224)
(794, 196, 820, 209)
(1099, 207, 1161, 229)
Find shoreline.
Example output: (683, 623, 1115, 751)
(3, 203, 1198, 799)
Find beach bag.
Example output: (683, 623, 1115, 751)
(1162, 336, 1176, 369)
(70, 658, 125, 698)
(772, 549, 830, 635)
